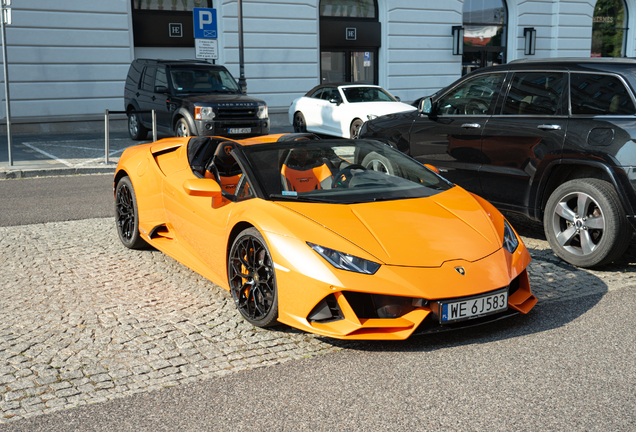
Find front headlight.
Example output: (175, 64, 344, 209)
(307, 242, 380, 274)
(195, 106, 215, 120)
(367, 114, 378, 120)
(257, 105, 268, 119)
(503, 219, 519, 254)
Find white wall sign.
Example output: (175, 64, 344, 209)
(195, 38, 218, 59)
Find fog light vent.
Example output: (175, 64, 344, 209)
(308, 294, 343, 323)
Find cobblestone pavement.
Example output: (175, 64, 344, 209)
(1, 216, 636, 423)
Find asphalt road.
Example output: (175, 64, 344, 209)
(1, 175, 635, 430)
(0, 174, 113, 227)
(3, 290, 635, 431)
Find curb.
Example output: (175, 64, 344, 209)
(0, 166, 116, 180)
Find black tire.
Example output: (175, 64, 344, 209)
(174, 118, 193, 137)
(115, 176, 147, 249)
(543, 178, 631, 268)
(293, 112, 307, 133)
(128, 112, 148, 140)
(350, 118, 364, 139)
(228, 228, 278, 327)
(361, 151, 401, 176)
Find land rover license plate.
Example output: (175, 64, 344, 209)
(229, 128, 251, 134)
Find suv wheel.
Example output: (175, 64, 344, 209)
(543, 179, 631, 268)
(128, 112, 148, 140)
(175, 118, 193, 137)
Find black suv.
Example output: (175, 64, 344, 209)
(360, 58, 636, 268)
(124, 59, 269, 140)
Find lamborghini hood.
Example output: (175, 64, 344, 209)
(277, 187, 501, 267)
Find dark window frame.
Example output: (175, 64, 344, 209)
(569, 71, 636, 116)
(462, 0, 508, 76)
(501, 71, 567, 116)
(434, 72, 506, 117)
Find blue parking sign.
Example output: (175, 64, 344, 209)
(193, 8, 217, 39)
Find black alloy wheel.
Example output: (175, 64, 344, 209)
(293, 112, 307, 133)
(115, 176, 146, 249)
(228, 228, 278, 327)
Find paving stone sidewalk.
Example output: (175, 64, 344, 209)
(1, 216, 635, 423)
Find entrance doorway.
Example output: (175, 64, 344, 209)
(320, 50, 377, 84)
(319, 0, 380, 84)
(462, 0, 507, 76)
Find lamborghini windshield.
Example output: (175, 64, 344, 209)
(242, 139, 452, 204)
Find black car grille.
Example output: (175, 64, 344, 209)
(216, 120, 261, 128)
(217, 106, 258, 120)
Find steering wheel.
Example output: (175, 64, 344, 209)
(464, 99, 488, 115)
(332, 164, 366, 188)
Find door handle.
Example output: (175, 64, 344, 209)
(461, 123, 481, 129)
(537, 124, 562, 131)
(151, 96, 156, 101)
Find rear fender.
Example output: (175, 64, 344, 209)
(535, 159, 635, 220)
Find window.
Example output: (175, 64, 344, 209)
(131, 0, 213, 48)
(310, 88, 325, 99)
(319, 0, 376, 18)
(570, 73, 635, 115)
(341, 87, 395, 103)
(132, 0, 207, 11)
(321, 88, 340, 100)
(155, 68, 168, 89)
(462, 0, 507, 75)
(437, 74, 504, 116)
(592, 0, 628, 57)
(140, 67, 156, 91)
(503, 72, 566, 115)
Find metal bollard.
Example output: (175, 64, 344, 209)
(105, 109, 110, 164)
(152, 109, 157, 142)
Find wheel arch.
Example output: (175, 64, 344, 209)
(126, 100, 141, 114)
(226, 221, 256, 273)
(113, 169, 131, 197)
(536, 159, 633, 221)
(172, 108, 198, 136)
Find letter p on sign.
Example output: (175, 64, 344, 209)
(199, 10, 212, 29)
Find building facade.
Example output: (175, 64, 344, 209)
(0, 0, 631, 132)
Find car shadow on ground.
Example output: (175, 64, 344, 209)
(318, 291, 606, 354)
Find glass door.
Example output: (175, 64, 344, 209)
(321, 49, 377, 84)
(351, 51, 374, 83)
(321, 51, 346, 83)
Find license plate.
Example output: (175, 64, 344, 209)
(439, 288, 508, 324)
(229, 128, 251, 134)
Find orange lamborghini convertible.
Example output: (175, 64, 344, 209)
(114, 133, 536, 340)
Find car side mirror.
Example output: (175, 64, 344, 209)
(424, 164, 440, 174)
(154, 85, 169, 94)
(419, 97, 434, 115)
(395, 96, 401, 102)
(183, 179, 225, 208)
(329, 98, 342, 105)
